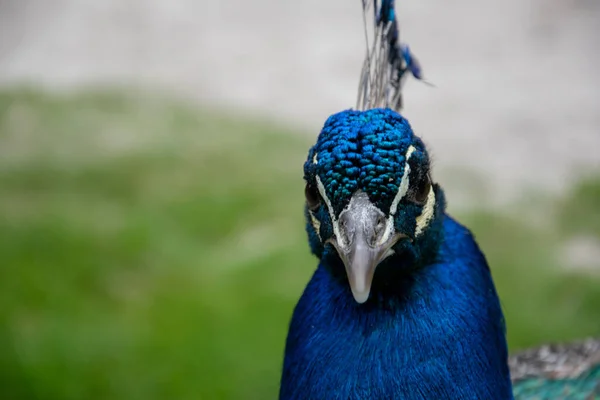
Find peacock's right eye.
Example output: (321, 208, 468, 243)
(413, 173, 431, 205)
(305, 182, 321, 211)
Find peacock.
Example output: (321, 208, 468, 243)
(278, 1, 600, 399)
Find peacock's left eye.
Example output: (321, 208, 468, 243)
(305, 182, 321, 211)
(409, 173, 431, 205)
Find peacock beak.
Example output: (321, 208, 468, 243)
(327, 192, 403, 304)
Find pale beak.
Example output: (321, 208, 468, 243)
(327, 192, 404, 304)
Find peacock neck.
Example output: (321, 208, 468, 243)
(282, 215, 514, 399)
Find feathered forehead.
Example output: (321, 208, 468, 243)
(304, 108, 426, 215)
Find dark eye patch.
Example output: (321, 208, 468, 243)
(305, 181, 321, 211)
(406, 151, 431, 206)
(412, 173, 431, 204)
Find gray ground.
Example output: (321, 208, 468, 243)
(1, 0, 599, 207)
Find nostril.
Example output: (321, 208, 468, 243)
(338, 218, 353, 246)
(375, 216, 386, 233)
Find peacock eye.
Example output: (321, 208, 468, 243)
(305, 182, 321, 211)
(410, 173, 431, 205)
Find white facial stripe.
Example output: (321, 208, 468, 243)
(378, 218, 394, 246)
(389, 145, 416, 216)
(309, 154, 320, 241)
(315, 175, 343, 245)
(378, 145, 416, 245)
(415, 187, 436, 237)
(308, 210, 322, 242)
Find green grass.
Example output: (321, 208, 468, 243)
(0, 88, 599, 399)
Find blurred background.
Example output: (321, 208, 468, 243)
(0, 0, 599, 399)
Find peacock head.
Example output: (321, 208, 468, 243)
(303, 108, 445, 304)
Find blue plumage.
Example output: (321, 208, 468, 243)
(304, 109, 414, 215)
(279, 109, 513, 399)
(278, 1, 599, 398)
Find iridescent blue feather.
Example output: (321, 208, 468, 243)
(278, 1, 599, 399)
(280, 109, 513, 399)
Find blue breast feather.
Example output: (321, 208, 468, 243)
(279, 215, 513, 400)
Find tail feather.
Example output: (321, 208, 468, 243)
(510, 338, 600, 399)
